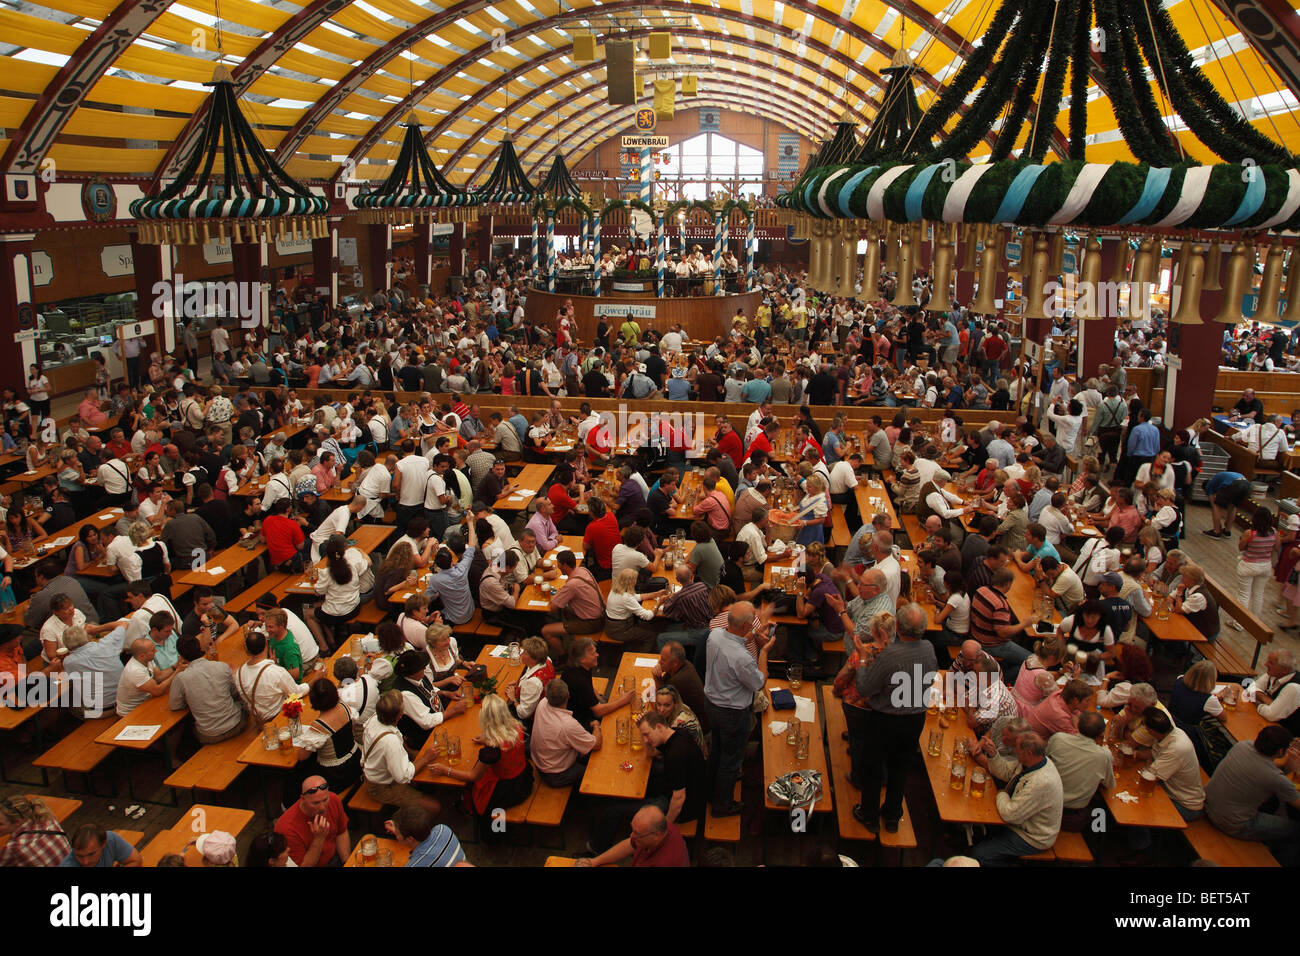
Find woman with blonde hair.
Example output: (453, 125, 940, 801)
(124, 518, 169, 584)
(604, 567, 660, 649)
(795, 472, 829, 547)
(1170, 659, 1233, 768)
(1013, 634, 1064, 709)
(430, 694, 532, 840)
(1137, 525, 1166, 575)
(654, 684, 707, 757)
(424, 622, 465, 690)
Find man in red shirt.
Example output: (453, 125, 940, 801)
(262, 497, 306, 569)
(714, 417, 744, 468)
(274, 775, 351, 867)
(743, 418, 779, 464)
(576, 805, 689, 867)
(581, 497, 621, 576)
(548, 471, 586, 534)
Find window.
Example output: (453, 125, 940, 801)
(653, 131, 766, 197)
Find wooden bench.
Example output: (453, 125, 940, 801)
(523, 781, 571, 827)
(1021, 832, 1094, 863)
(830, 505, 852, 549)
(32, 717, 117, 792)
(820, 686, 917, 850)
(1182, 816, 1280, 867)
(1197, 641, 1255, 679)
(1182, 769, 1279, 866)
(1201, 573, 1272, 670)
(451, 609, 485, 638)
(163, 724, 260, 799)
(224, 573, 290, 615)
(117, 829, 145, 848)
(352, 603, 390, 628)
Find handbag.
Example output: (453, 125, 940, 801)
(765, 770, 824, 813)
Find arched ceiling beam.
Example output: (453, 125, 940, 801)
(152, 0, 356, 188)
(313, 0, 1071, 178)
(447, 44, 876, 180)
(521, 95, 823, 187)
(2, 0, 171, 176)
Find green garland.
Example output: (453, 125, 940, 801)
(1068, 0, 1093, 160)
(1079, 162, 1145, 225)
(903, 0, 1021, 159)
(1141, 164, 1189, 224)
(965, 157, 1034, 222)
(930, 7, 1044, 161)
(1029, 0, 1080, 161)
(1183, 164, 1248, 229)
(1144, 0, 1293, 165)
(1117, 20, 1180, 166)
(992, 7, 1051, 162)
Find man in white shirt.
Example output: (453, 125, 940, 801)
(122, 583, 182, 648)
(259, 463, 294, 513)
(362, 691, 440, 812)
(97, 457, 133, 503)
(913, 455, 951, 488)
(335, 656, 380, 726)
(393, 440, 430, 530)
(354, 455, 396, 520)
(1254, 649, 1300, 725)
(234, 631, 309, 723)
(1038, 494, 1074, 548)
(116, 637, 183, 716)
(1246, 416, 1290, 463)
(869, 531, 901, 604)
(660, 324, 683, 356)
(310, 497, 366, 562)
(735, 509, 771, 585)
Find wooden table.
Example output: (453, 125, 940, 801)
(666, 470, 704, 522)
(493, 463, 555, 511)
(234, 641, 345, 772)
(514, 535, 584, 613)
(7, 506, 123, 571)
(579, 651, 656, 799)
(279, 524, 396, 598)
(139, 805, 255, 866)
(12, 463, 57, 486)
(413, 643, 526, 786)
(1143, 607, 1208, 645)
(173, 538, 266, 588)
(94, 692, 189, 752)
(1220, 698, 1272, 743)
(760, 678, 833, 813)
(322, 471, 360, 503)
(917, 680, 1003, 825)
(344, 836, 410, 867)
(1102, 758, 1190, 831)
(855, 478, 900, 531)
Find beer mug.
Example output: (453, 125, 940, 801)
(1138, 768, 1157, 795)
(447, 735, 462, 766)
(787, 663, 802, 691)
(376, 849, 393, 868)
(262, 725, 280, 751)
(969, 769, 987, 799)
(1223, 684, 1240, 710)
(359, 835, 378, 867)
(507, 641, 522, 665)
(785, 716, 801, 747)
(630, 724, 644, 752)
(949, 758, 967, 791)
(927, 730, 944, 758)
(1118, 742, 1134, 768)
(278, 727, 293, 750)
(616, 717, 629, 746)
(795, 732, 810, 761)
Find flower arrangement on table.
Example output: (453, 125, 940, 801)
(282, 695, 304, 736)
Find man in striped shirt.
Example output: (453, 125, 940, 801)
(969, 568, 1039, 686)
(387, 807, 469, 867)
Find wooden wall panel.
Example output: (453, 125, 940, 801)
(524, 289, 763, 342)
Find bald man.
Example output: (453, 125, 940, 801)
(576, 804, 689, 867)
(275, 774, 352, 867)
(704, 601, 774, 817)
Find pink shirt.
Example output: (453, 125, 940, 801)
(529, 698, 595, 774)
(1026, 690, 1079, 737)
(311, 462, 337, 491)
(78, 398, 108, 427)
(525, 512, 559, 552)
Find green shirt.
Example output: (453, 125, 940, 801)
(620, 320, 641, 344)
(269, 634, 303, 678)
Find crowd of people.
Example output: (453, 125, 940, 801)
(0, 249, 1298, 869)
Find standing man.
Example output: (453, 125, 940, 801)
(703, 602, 773, 817)
(852, 603, 936, 833)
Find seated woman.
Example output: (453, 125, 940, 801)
(654, 684, 707, 759)
(430, 695, 532, 842)
(423, 622, 466, 696)
(395, 593, 435, 651)
(374, 541, 417, 610)
(604, 568, 660, 650)
(509, 636, 554, 723)
(295, 678, 361, 793)
(390, 648, 466, 749)
(1012, 634, 1064, 711)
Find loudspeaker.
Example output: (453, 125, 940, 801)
(681, 74, 697, 96)
(648, 32, 671, 59)
(606, 40, 635, 105)
(573, 33, 597, 61)
(635, 74, 644, 98)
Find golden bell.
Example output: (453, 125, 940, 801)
(883, 221, 899, 273)
(1109, 237, 1132, 285)
(1212, 242, 1253, 325)
(1203, 240, 1223, 291)
(928, 225, 955, 313)
(1021, 232, 1051, 320)
(912, 220, 927, 275)
(1049, 232, 1064, 276)
(807, 219, 825, 291)
(1283, 248, 1300, 324)
(1129, 237, 1156, 321)
(1169, 243, 1206, 325)
(821, 221, 840, 292)
(1254, 237, 1285, 323)
(837, 221, 860, 298)
(1075, 234, 1103, 320)
(861, 228, 881, 300)
(971, 225, 999, 316)
(893, 223, 916, 307)
(958, 224, 978, 273)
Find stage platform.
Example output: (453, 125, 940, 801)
(524, 288, 763, 343)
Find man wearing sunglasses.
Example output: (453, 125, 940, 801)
(274, 775, 351, 867)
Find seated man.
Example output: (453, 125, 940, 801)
(1026, 678, 1091, 737)
(361, 690, 441, 815)
(168, 634, 246, 744)
(116, 637, 184, 717)
(385, 806, 469, 867)
(1123, 707, 1204, 856)
(971, 715, 1031, 783)
(234, 631, 309, 724)
(1046, 711, 1114, 831)
(529, 678, 602, 787)
(60, 823, 142, 868)
(274, 775, 352, 867)
(576, 803, 690, 868)
(1204, 726, 1300, 866)
(972, 732, 1063, 866)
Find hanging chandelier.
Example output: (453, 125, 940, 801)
(352, 114, 479, 225)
